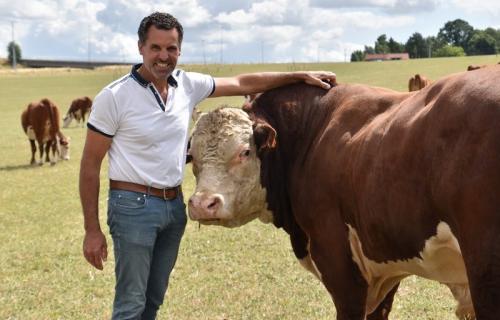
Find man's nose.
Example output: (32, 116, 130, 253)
(159, 49, 169, 60)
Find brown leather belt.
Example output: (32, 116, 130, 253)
(109, 180, 180, 200)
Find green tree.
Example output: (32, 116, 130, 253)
(350, 50, 365, 62)
(434, 45, 465, 57)
(467, 31, 497, 55)
(364, 45, 375, 54)
(7, 41, 22, 66)
(484, 27, 500, 53)
(437, 19, 474, 51)
(374, 34, 389, 54)
(388, 37, 404, 53)
(405, 32, 427, 58)
(425, 36, 446, 57)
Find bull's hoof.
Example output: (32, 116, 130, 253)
(50, 161, 56, 166)
(38, 161, 43, 166)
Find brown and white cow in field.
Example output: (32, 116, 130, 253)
(408, 73, 432, 91)
(21, 98, 70, 165)
(188, 66, 500, 320)
(62, 96, 92, 128)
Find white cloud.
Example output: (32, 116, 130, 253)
(451, 0, 500, 15)
(310, 0, 442, 13)
(0, 0, 497, 63)
(215, 9, 257, 25)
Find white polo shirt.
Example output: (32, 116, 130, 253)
(88, 64, 215, 188)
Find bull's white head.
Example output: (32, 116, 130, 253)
(58, 136, 71, 160)
(188, 108, 273, 227)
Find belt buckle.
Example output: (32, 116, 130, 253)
(163, 187, 176, 200)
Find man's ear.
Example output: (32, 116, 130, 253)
(138, 40, 143, 55)
(253, 123, 277, 153)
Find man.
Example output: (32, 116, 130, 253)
(80, 11, 336, 319)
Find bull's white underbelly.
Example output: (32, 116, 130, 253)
(347, 221, 469, 314)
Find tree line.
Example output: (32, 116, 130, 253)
(351, 19, 500, 62)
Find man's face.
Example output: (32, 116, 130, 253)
(138, 25, 181, 82)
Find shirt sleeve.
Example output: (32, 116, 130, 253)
(87, 88, 119, 137)
(183, 71, 216, 105)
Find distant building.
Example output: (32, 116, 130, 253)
(364, 53, 409, 61)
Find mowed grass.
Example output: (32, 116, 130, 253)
(0, 55, 498, 319)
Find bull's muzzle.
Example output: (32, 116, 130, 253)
(188, 192, 224, 221)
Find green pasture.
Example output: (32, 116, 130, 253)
(1, 55, 498, 319)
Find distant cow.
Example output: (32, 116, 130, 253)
(188, 66, 500, 319)
(408, 74, 432, 91)
(62, 96, 92, 128)
(21, 99, 70, 165)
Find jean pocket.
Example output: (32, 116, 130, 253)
(111, 191, 147, 212)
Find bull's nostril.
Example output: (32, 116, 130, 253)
(207, 197, 221, 210)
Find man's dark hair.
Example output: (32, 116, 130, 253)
(138, 12, 184, 46)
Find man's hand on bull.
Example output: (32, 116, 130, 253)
(302, 71, 337, 89)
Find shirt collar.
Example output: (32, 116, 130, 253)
(130, 63, 178, 88)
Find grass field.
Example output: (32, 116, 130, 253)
(1, 55, 498, 319)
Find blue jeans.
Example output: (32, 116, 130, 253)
(107, 189, 187, 320)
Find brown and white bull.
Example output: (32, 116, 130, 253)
(188, 66, 500, 320)
(62, 96, 92, 128)
(21, 98, 70, 165)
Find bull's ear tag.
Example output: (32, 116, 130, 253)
(253, 123, 277, 152)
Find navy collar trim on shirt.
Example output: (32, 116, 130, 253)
(130, 63, 178, 88)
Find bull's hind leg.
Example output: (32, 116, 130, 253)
(44, 141, 52, 164)
(29, 140, 37, 165)
(37, 140, 44, 165)
(367, 283, 400, 320)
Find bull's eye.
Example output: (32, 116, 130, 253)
(239, 149, 250, 158)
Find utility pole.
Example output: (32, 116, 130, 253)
(260, 39, 264, 64)
(202, 40, 206, 65)
(85, 0, 91, 65)
(11, 21, 16, 69)
(219, 25, 223, 64)
(87, 23, 91, 63)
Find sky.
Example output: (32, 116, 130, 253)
(0, 0, 499, 64)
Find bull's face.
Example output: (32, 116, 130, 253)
(62, 115, 72, 128)
(59, 137, 71, 160)
(188, 108, 272, 228)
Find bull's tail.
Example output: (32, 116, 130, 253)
(41, 98, 61, 138)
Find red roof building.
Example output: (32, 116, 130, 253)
(364, 53, 409, 61)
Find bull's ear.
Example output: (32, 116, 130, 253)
(253, 123, 277, 152)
